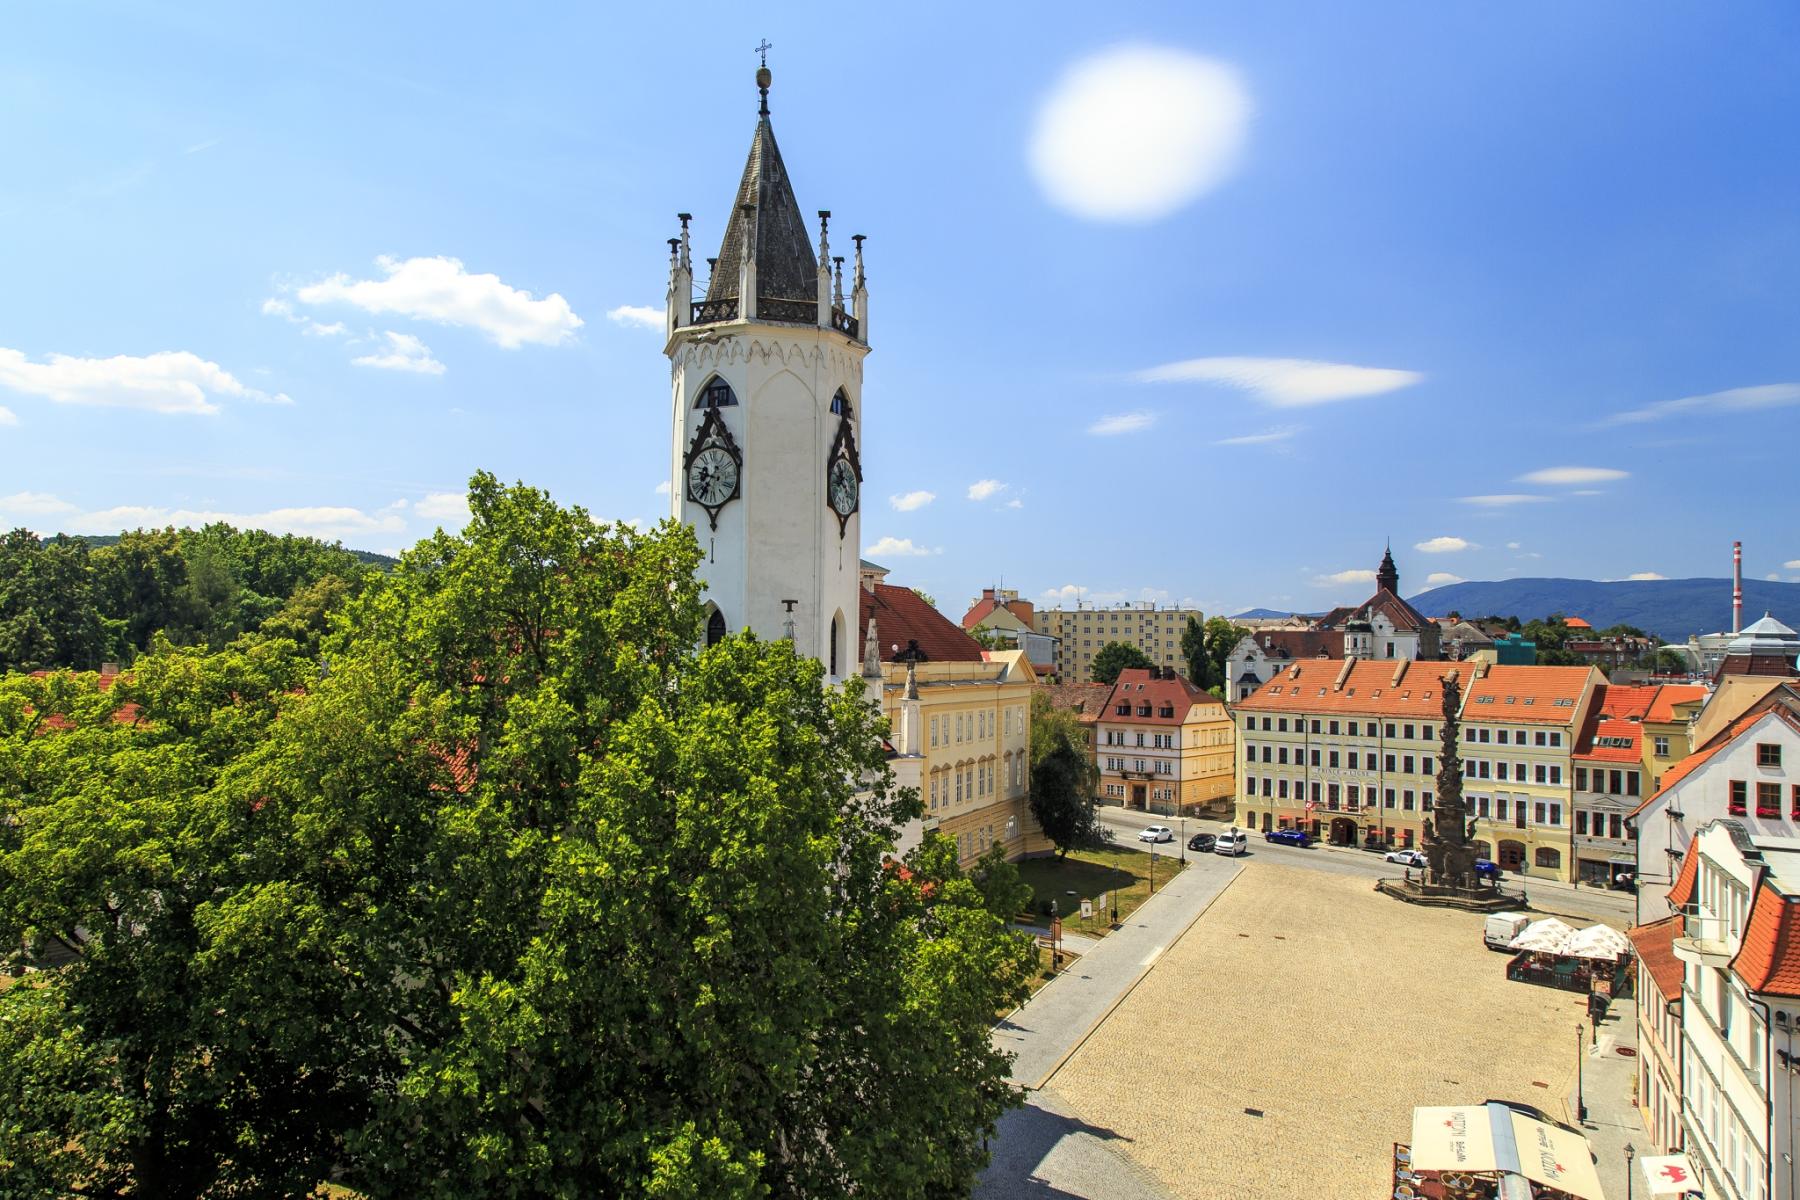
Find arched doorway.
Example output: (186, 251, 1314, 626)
(706, 608, 727, 647)
(1498, 840, 1527, 873)
(1329, 817, 1358, 846)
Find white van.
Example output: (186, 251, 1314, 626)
(1214, 828, 1249, 857)
(1484, 912, 1532, 951)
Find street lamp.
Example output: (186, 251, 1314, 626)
(1180, 813, 1187, 862)
(1624, 1142, 1635, 1200)
(1575, 1024, 1587, 1123)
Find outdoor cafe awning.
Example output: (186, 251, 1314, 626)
(1411, 1104, 1607, 1200)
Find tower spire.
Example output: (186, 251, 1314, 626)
(755, 40, 772, 117)
(1376, 543, 1399, 595)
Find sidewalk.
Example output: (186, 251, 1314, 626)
(994, 858, 1242, 1089)
(1564, 996, 1643, 1200)
(1016, 922, 1103, 955)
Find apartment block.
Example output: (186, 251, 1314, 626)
(1030, 602, 1201, 684)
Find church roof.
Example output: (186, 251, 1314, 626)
(860, 583, 986, 663)
(704, 78, 819, 319)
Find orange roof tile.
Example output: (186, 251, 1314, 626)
(1645, 684, 1707, 725)
(1236, 658, 1479, 720)
(1598, 684, 1658, 721)
(1460, 664, 1597, 724)
(1565, 616, 1592, 629)
(1732, 882, 1800, 996)
(1097, 668, 1213, 726)
(1626, 917, 1685, 1002)
(1575, 717, 1642, 764)
(861, 584, 986, 663)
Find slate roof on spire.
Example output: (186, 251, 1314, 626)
(704, 84, 819, 317)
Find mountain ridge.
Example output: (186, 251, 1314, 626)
(1406, 576, 1800, 643)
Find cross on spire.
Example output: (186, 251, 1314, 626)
(754, 38, 772, 65)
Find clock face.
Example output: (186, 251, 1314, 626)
(688, 445, 738, 508)
(828, 457, 859, 517)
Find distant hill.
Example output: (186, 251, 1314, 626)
(1408, 577, 1800, 643)
(1231, 607, 1318, 621)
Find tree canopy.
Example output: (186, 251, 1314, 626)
(0, 473, 1033, 1198)
(1088, 640, 1152, 685)
(1028, 691, 1103, 857)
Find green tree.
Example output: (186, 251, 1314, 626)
(1029, 691, 1102, 857)
(1180, 616, 1209, 687)
(1202, 616, 1239, 690)
(1088, 640, 1152, 685)
(1, 472, 1033, 1197)
(0, 530, 104, 672)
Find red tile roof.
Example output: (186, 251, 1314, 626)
(1241, 628, 1343, 663)
(1575, 717, 1642, 764)
(1035, 680, 1112, 721)
(960, 591, 1036, 631)
(1565, 617, 1592, 629)
(861, 583, 986, 663)
(1644, 684, 1706, 724)
(1460, 664, 1596, 725)
(1598, 684, 1658, 721)
(1096, 668, 1212, 725)
(1237, 658, 1480, 720)
(1733, 882, 1800, 996)
(1626, 917, 1685, 1002)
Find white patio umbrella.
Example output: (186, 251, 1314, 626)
(1508, 917, 1577, 954)
(1566, 924, 1632, 960)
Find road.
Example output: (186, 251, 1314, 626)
(1096, 806, 1639, 926)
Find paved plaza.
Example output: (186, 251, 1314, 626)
(1041, 863, 1600, 1200)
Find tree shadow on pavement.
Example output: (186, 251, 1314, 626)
(976, 1093, 1168, 1200)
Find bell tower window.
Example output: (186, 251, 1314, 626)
(696, 376, 738, 409)
(830, 388, 852, 418)
(829, 613, 842, 676)
(706, 609, 727, 647)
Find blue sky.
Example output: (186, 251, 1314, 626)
(3, 3, 1797, 618)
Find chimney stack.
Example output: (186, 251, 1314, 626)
(1733, 540, 1744, 635)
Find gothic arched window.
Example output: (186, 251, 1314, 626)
(830, 389, 852, 418)
(706, 608, 727, 647)
(829, 613, 842, 676)
(696, 376, 738, 409)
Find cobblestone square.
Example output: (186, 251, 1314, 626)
(1046, 862, 1596, 1199)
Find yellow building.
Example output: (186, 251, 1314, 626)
(1093, 667, 1234, 815)
(1638, 683, 1707, 792)
(1030, 602, 1202, 684)
(861, 581, 1049, 865)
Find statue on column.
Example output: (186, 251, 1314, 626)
(1423, 671, 1478, 889)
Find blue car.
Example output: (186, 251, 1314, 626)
(1265, 828, 1315, 848)
(1474, 859, 1501, 879)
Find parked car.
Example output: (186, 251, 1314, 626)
(1138, 825, 1174, 844)
(1188, 832, 1216, 853)
(1214, 829, 1249, 856)
(1265, 828, 1315, 848)
(1474, 859, 1501, 879)
(1484, 911, 1532, 951)
(1384, 848, 1427, 867)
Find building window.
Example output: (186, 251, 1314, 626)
(1534, 847, 1561, 869)
(1402, 790, 1415, 812)
(1575, 767, 1587, 791)
(1791, 785, 1800, 820)
(707, 608, 728, 646)
(696, 376, 739, 408)
(1576, 811, 1588, 836)
(1730, 780, 1747, 816)
(1654, 736, 1669, 757)
(1758, 782, 1781, 819)
(830, 388, 852, 417)
(1759, 743, 1783, 768)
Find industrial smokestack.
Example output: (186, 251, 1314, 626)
(1733, 540, 1743, 635)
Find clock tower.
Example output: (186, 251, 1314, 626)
(665, 61, 870, 678)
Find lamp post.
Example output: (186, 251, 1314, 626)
(1624, 1142, 1635, 1200)
(1149, 842, 1156, 895)
(1180, 814, 1187, 862)
(1576, 1023, 1587, 1123)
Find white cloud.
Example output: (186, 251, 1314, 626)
(1214, 426, 1299, 446)
(1423, 572, 1465, 588)
(305, 321, 347, 338)
(0, 347, 288, 414)
(1599, 382, 1800, 426)
(889, 489, 936, 512)
(1311, 568, 1377, 588)
(352, 332, 445, 375)
(653, 480, 671, 496)
(294, 255, 582, 348)
(1515, 466, 1629, 486)
(1415, 536, 1474, 554)
(1086, 410, 1156, 436)
(1460, 494, 1552, 508)
(606, 304, 663, 331)
(0, 491, 77, 514)
(1005, 498, 1024, 510)
(1029, 45, 1249, 222)
(1506, 541, 1522, 550)
(863, 536, 936, 558)
(414, 492, 471, 527)
(1037, 584, 1130, 608)
(967, 479, 1007, 501)
(1785, 559, 1800, 570)
(1136, 356, 1422, 407)
(0, 406, 15, 426)
(1766, 573, 1782, 582)
(262, 297, 347, 337)
(1626, 572, 1667, 581)
(65, 504, 405, 540)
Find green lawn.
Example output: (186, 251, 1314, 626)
(1014, 843, 1187, 936)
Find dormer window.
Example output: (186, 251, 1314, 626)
(696, 376, 738, 408)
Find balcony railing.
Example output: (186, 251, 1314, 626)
(686, 296, 861, 340)
(691, 298, 738, 324)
